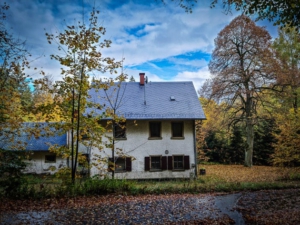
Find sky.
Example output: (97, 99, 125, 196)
(4, 0, 279, 92)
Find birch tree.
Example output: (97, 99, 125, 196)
(43, 8, 121, 183)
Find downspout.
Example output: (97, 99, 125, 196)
(193, 120, 198, 177)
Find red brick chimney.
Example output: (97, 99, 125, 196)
(139, 73, 145, 85)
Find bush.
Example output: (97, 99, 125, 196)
(0, 149, 28, 198)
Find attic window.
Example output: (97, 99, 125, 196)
(170, 96, 175, 101)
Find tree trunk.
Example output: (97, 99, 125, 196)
(71, 88, 75, 183)
(112, 119, 115, 179)
(245, 117, 254, 167)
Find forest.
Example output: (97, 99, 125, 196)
(197, 16, 300, 168)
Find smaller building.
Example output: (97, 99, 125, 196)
(1, 122, 68, 174)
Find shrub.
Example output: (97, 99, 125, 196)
(0, 149, 28, 198)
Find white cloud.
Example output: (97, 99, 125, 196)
(4, 0, 277, 87)
(173, 66, 211, 92)
(167, 57, 208, 67)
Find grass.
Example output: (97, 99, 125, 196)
(200, 164, 300, 183)
(2, 165, 300, 199)
(134, 165, 300, 194)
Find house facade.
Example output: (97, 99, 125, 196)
(84, 73, 206, 179)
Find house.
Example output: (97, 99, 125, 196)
(84, 73, 206, 179)
(1, 122, 68, 174)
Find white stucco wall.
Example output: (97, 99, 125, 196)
(23, 152, 67, 175)
(87, 120, 196, 179)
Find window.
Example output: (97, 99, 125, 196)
(114, 121, 126, 139)
(78, 154, 89, 166)
(80, 128, 91, 140)
(171, 122, 184, 138)
(151, 156, 161, 170)
(173, 155, 184, 170)
(45, 155, 56, 163)
(145, 156, 167, 171)
(115, 158, 126, 172)
(149, 122, 161, 138)
(81, 134, 89, 140)
(108, 157, 132, 172)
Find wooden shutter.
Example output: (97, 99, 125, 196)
(108, 157, 113, 172)
(168, 156, 173, 170)
(126, 157, 132, 172)
(162, 156, 167, 170)
(184, 156, 190, 170)
(145, 157, 150, 171)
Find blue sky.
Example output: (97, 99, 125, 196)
(4, 0, 279, 91)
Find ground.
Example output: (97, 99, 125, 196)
(1, 188, 300, 224)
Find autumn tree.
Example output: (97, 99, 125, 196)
(272, 26, 300, 113)
(270, 26, 300, 166)
(42, 8, 121, 183)
(0, 2, 32, 140)
(204, 15, 276, 167)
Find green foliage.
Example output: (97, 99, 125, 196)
(211, 0, 300, 29)
(253, 119, 276, 165)
(0, 149, 28, 198)
(227, 125, 245, 164)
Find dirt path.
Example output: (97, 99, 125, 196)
(1, 189, 299, 224)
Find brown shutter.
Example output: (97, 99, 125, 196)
(145, 157, 150, 171)
(184, 156, 190, 170)
(126, 157, 132, 171)
(108, 157, 113, 172)
(168, 156, 173, 170)
(162, 156, 167, 170)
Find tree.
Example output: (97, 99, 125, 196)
(204, 15, 276, 167)
(0, 3, 32, 146)
(272, 109, 300, 166)
(161, 0, 300, 28)
(129, 75, 135, 82)
(211, 0, 300, 29)
(272, 25, 300, 113)
(43, 8, 121, 183)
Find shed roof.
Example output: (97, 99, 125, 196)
(87, 81, 206, 120)
(1, 122, 67, 151)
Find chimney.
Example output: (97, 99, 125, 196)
(139, 73, 145, 86)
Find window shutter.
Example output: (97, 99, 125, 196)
(168, 156, 173, 170)
(162, 156, 167, 170)
(126, 157, 132, 171)
(108, 157, 113, 172)
(145, 157, 150, 171)
(184, 156, 190, 170)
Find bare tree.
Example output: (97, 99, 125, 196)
(205, 15, 276, 167)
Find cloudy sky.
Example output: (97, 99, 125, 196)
(4, 0, 279, 92)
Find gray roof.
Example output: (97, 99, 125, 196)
(1, 122, 67, 151)
(87, 81, 206, 120)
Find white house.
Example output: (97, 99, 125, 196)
(84, 73, 206, 179)
(2, 74, 205, 179)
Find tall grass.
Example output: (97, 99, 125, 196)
(2, 165, 299, 199)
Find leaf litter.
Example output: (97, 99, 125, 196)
(1, 189, 300, 224)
